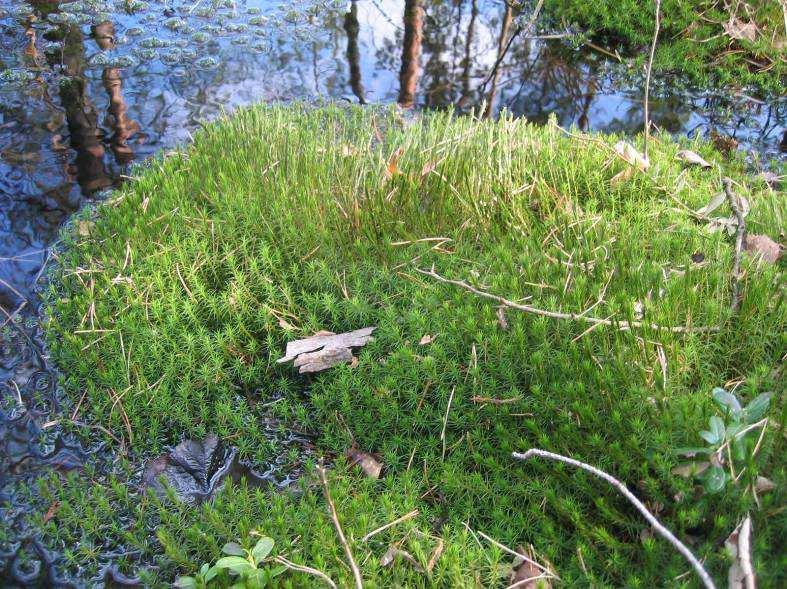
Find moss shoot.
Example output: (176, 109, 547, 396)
(40, 104, 784, 587)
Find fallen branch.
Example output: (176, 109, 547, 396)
(361, 509, 419, 542)
(512, 449, 716, 589)
(273, 556, 337, 589)
(415, 267, 718, 334)
(722, 178, 745, 312)
(317, 461, 364, 589)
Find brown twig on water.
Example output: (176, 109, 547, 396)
(643, 0, 662, 162)
(723, 178, 746, 312)
(512, 449, 716, 589)
(415, 267, 718, 334)
(317, 461, 364, 589)
(273, 556, 337, 589)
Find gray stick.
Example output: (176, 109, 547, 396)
(512, 449, 716, 589)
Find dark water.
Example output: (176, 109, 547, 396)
(0, 0, 785, 585)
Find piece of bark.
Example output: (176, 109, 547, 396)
(277, 327, 375, 373)
(277, 327, 375, 363)
(293, 347, 354, 373)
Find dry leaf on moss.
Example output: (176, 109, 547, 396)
(613, 141, 649, 170)
(725, 516, 755, 589)
(418, 334, 435, 345)
(380, 545, 424, 572)
(346, 446, 383, 479)
(744, 234, 782, 263)
(723, 18, 758, 42)
(676, 149, 712, 168)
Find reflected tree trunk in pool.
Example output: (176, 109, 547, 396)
(484, 1, 513, 118)
(343, 0, 365, 104)
(93, 22, 139, 164)
(457, 0, 478, 109)
(577, 78, 596, 131)
(59, 25, 111, 194)
(398, 0, 423, 108)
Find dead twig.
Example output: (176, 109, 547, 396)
(440, 386, 456, 460)
(317, 461, 363, 589)
(416, 267, 718, 334)
(643, 0, 662, 162)
(273, 556, 337, 589)
(723, 178, 745, 312)
(513, 449, 716, 589)
(361, 509, 419, 542)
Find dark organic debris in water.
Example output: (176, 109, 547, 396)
(142, 434, 270, 503)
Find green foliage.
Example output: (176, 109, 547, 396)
(38, 104, 786, 587)
(676, 387, 773, 493)
(175, 534, 283, 589)
(544, 0, 786, 94)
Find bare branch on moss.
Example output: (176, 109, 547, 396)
(512, 449, 716, 589)
(361, 509, 419, 542)
(415, 267, 718, 334)
(317, 461, 364, 589)
(273, 556, 337, 589)
(643, 0, 662, 162)
(723, 178, 746, 312)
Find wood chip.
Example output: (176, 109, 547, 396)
(277, 327, 375, 373)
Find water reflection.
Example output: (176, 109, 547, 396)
(0, 0, 784, 583)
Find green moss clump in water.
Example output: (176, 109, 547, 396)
(545, 0, 786, 95)
(40, 105, 785, 586)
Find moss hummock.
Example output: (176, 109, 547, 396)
(40, 105, 784, 587)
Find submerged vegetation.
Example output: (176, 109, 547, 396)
(39, 104, 785, 586)
(545, 0, 786, 94)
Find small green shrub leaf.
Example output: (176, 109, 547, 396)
(702, 466, 729, 493)
(251, 536, 274, 563)
(712, 388, 742, 419)
(215, 556, 254, 574)
(743, 393, 771, 422)
(173, 577, 197, 589)
(222, 542, 245, 556)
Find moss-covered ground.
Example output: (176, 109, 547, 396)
(545, 0, 786, 95)
(37, 104, 785, 587)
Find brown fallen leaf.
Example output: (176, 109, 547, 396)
(610, 165, 635, 186)
(754, 476, 775, 494)
(725, 516, 755, 589)
(744, 234, 782, 264)
(676, 149, 712, 168)
(418, 334, 435, 345)
(380, 545, 424, 572)
(613, 141, 649, 171)
(346, 446, 383, 479)
(385, 147, 404, 179)
(510, 546, 552, 589)
(42, 500, 60, 524)
(723, 18, 758, 42)
(77, 220, 95, 237)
